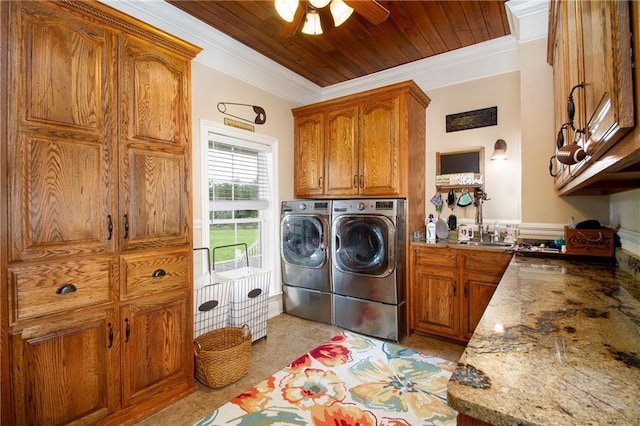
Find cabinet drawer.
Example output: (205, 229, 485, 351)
(121, 251, 189, 299)
(9, 258, 114, 324)
(462, 251, 512, 274)
(413, 246, 457, 268)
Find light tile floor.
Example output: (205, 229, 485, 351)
(136, 313, 465, 426)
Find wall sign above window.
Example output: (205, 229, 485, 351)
(445, 106, 497, 132)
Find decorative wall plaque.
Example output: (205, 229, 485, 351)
(446, 106, 497, 132)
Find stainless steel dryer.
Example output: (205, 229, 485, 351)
(281, 200, 333, 324)
(331, 199, 406, 341)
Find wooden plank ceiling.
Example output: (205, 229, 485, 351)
(167, 0, 511, 87)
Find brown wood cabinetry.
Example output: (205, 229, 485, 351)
(10, 309, 118, 425)
(410, 246, 512, 342)
(459, 251, 512, 340)
(325, 106, 358, 195)
(0, 1, 201, 424)
(548, 0, 638, 195)
(293, 112, 326, 196)
(411, 246, 459, 337)
(292, 81, 429, 201)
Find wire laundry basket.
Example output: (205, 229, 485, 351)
(192, 244, 270, 387)
(210, 243, 271, 342)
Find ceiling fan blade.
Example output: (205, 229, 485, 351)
(344, 0, 389, 25)
(278, 1, 306, 37)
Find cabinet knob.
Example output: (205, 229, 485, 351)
(55, 283, 77, 295)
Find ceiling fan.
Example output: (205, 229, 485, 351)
(276, 0, 390, 37)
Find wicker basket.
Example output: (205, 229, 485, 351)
(194, 325, 251, 388)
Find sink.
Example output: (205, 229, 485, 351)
(458, 241, 515, 249)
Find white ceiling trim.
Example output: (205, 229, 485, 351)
(321, 35, 520, 101)
(102, 0, 548, 106)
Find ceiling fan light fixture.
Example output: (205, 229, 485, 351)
(274, 0, 299, 22)
(301, 9, 323, 35)
(330, 0, 353, 27)
(309, 0, 331, 8)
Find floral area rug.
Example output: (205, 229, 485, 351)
(194, 331, 457, 425)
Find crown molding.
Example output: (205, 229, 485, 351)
(320, 35, 520, 101)
(506, 0, 550, 43)
(102, 0, 548, 105)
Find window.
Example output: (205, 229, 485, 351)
(200, 121, 277, 275)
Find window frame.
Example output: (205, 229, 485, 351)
(198, 120, 279, 292)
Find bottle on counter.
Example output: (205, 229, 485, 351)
(426, 214, 436, 243)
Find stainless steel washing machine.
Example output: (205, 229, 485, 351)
(331, 199, 406, 341)
(281, 200, 333, 324)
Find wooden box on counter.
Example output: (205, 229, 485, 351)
(564, 226, 615, 257)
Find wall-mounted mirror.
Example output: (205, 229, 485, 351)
(435, 147, 484, 188)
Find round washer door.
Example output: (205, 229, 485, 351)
(332, 215, 395, 277)
(281, 215, 328, 268)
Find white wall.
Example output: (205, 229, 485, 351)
(424, 72, 522, 227)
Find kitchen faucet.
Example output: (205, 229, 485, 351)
(474, 189, 489, 242)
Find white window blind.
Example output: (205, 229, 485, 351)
(208, 140, 270, 212)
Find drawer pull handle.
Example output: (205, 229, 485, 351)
(198, 300, 219, 311)
(107, 215, 113, 240)
(123, 214, 129, 239)
(152, 269, 166, 278)
(124, 318, 130, 343)
(56, 284, 77, 295)
(107, 323, 114, 348)
(248, 288, 262, 298)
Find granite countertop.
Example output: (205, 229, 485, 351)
(446, 256, 640, 425)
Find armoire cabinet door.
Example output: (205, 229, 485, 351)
(120, 293, 190, 408)
(119, 35, 191, 250)
(359, 96, 401, 196)
(8, 1, 117, 262)
(413, 265, 459, 338)
(461, 272, 500, 340)
(294, 112, 325, 197)
(10, 309, 118, 425)
(325, 106, 359, 196)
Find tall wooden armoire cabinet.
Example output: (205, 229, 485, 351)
(0, 1, 201, 424)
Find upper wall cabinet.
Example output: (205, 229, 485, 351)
(548, 0, 638, 195)
(292, 81, 430, 200)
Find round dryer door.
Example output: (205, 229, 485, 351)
(333, 215, 395, 277)
(281, 215, 328, 268)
